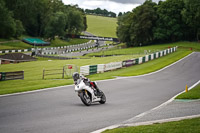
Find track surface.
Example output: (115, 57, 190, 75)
(0, 52, 200, 133)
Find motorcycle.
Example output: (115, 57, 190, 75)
(73, 73, 106, 106)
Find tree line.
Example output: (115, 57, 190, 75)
(0, 0, 87, 40)
(117, 0, 200, 47)
(85, 8, 116, 18)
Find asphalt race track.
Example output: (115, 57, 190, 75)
(0, 52, 200, 133)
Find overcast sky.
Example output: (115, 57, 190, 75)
(62, 0, 163, 14)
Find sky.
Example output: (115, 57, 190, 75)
(62, 0, 162, 14)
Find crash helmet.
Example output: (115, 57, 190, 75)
(72, 72, 80, 81)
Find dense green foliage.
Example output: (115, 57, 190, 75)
(0, 0, 17, 38)
(85, 8, 116, 17)
(0, 0, 87, 40)
(117, 0, 200, 47)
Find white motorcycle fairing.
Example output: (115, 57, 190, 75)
(75, 80, 101, 102)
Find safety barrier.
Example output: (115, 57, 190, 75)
(0, 71, 24, 81)
(80, 46, 177, 76)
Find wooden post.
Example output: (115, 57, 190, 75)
(43, 69, 45, 79)
(62, 67, 64, 79)
(22, 71, 24, 80)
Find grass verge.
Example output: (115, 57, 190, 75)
(103, 117, 200, 133)
(175, 84, 200, 99)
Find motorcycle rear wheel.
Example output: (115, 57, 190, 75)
(80, 91, 92, 106)
(99, 91, 106, 104)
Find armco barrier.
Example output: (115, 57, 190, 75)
(139, 57, 143, 64)
(104, 62, 122, 71)
(145, 55, 149, 62)
(80, 46, 177, 76)
(122, 60, 135, 67)
(80, 65, 90, 75)
(97, 64, 105, 73)
(89, 65, 98, 75)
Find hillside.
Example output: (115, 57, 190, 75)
(86, 15, 117, 38)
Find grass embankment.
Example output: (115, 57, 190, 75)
(0, 41, 198, 95)
(103, 117, 200, 133)
(0, 38, 88, 50)
(86, 15, 117, 37)
(175, 84, 200, 99)
(87, 41, 200, 57)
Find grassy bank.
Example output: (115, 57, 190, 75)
(103, 117, 200, 133)
(86, 15, 117, 37)
(176, 84, 200, 99)
(0, 38, 89, 50)
(86, 41, 200, 57)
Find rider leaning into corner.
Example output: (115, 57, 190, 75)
(72, 72, 101, 96)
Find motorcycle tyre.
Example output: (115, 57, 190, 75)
(99, 91, 106, 104)
(80, 91, 92, 106)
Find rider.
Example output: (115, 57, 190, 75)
(72, 72, 100, 94)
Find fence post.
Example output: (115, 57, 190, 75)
(43, 69, 45, 79)
(62, 67, 64, 79)
(22, 71, 24, 80)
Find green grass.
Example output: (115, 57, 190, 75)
(86, 15, 117, 37)
(103, 117, 200, 133)
(0, 41, 32, 50)
(0, 37, 89, 50)
(175, 84, 200, 99)
(50, 38, 89, 47)
(0, 55, 133, 95)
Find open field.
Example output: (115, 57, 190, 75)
(103, 117, 200, 133)
(86, 15, 117, 37)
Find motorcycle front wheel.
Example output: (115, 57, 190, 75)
(79, 90, 92, 106)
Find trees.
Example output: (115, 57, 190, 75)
(118, 12, 123, 17)
(129, 0, 157, 46)
(153, 0, 186, 42)
(117, 0, 199, 47)
(85, 8, 116, 18)
(0, 0, 24, 38)
(44, 12, 66, 40)
(1, 0, 86, 39)
(65, 9, 84, 34)
(182, 0, 200, 41)
(0, 0, 16, 38)
(117, 0, 157, 46)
